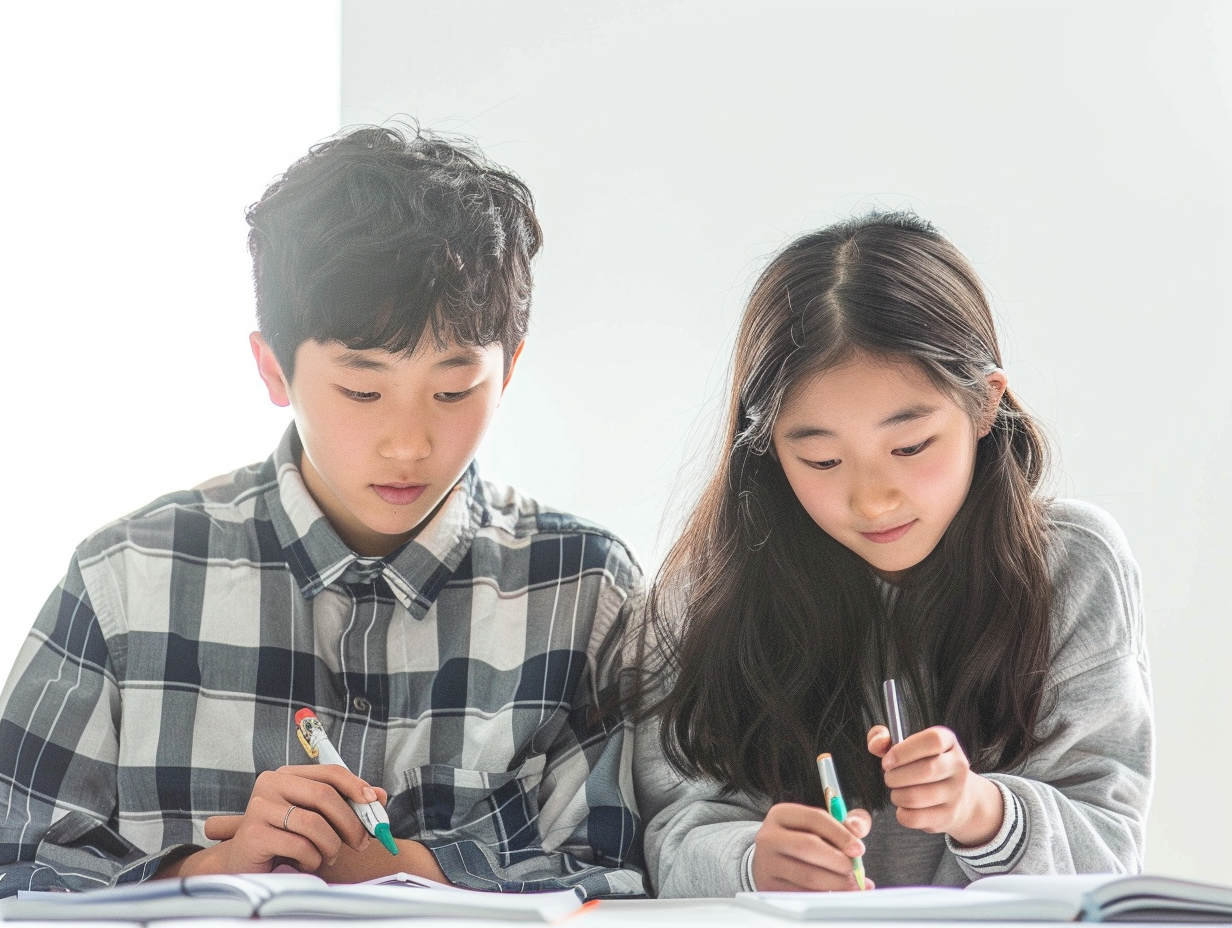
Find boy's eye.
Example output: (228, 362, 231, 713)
(893, 438, 933, 457)
(435, 388, 476, 403)
(340, 387, 380, 401)
(805, 458, 841, 471)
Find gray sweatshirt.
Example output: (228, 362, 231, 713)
(636, 499, 1153, 897)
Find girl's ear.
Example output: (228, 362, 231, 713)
(980, 368, 1009, 437)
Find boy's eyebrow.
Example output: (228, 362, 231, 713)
(782, 404, 939, 442)
(434, 347, 486, 370)
(334, 353, 391, 371)
(331, 346, 488, 372)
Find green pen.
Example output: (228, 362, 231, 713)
(816, 752, 867, 891)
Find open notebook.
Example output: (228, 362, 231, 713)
(0, 871, 583, 921)
(737, 873, 1232, 922)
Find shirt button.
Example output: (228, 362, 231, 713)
(352, 696, 372, 712)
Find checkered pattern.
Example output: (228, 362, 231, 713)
(0, 425, 646, 898)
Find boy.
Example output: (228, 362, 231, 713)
(0, 126, 646, 898)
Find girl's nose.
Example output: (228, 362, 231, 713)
(851, 477, 901, 521)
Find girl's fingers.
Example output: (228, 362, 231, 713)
(768, 804, 865, 857)
(844, 807, 872, 839)
(883, 751, 956, 790)
(890, 780, 956, 810)
(769, 852, 865, 892)
(883, 725, 957, 770)
(774, 828, 864, 875)
(866, 726, 892, 757)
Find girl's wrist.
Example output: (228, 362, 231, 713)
(947, 774, 1004, 847)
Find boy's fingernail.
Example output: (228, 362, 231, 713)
(360, 836, 371, 850)
(362, 787, 377, 802)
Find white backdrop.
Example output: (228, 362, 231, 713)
(341, 0, 1231, 881)
(0, 2, 335, 738)
(1, 0, 1228, 886)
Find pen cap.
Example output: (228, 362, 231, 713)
(815, 753, 841, 796)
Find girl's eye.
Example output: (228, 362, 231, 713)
(435, 388, 476, 403)
(806, 458, 841, 471)
(893, 438, 933, 457)
(341, 388, 380, 401)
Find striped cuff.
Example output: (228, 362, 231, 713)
(945, 778, 1028, 873)
(743, 843, 758, 891)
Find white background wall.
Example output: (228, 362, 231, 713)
(341, 1, 1230, 881)
(0, 0, 335, 745)
(0, 0, 1228, 885)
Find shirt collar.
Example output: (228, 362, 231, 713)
(264, 423, 482, 619)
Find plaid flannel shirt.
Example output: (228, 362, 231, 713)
(0, 425, 646, 898)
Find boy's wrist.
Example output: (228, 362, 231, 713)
(153, 843, 221, 879)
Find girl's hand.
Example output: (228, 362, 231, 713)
(867, 724, 1003, 847)
(752, 802, 875, 891)
(158, 765, 388, 877)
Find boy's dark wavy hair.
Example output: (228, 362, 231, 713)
(646, 212, 1053, 810)
(247, 123, 541, 380)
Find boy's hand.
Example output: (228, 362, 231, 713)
(867, 724, 1003, 847)
(752, 802, 875, 891)
(159, 765, 388, 877)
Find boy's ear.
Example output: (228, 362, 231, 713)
(980, 368, 1009, 437)
(250, 332, 291, 407)
(501, 341, 525, 393)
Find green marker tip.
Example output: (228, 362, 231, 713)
(374, 822, 398, 856)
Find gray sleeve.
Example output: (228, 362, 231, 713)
(950, 500, 1153, 879)
(633, 716, 763, 898)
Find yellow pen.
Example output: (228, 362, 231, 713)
(816, 752, 866, 891)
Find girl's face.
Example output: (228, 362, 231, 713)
(771, 353, 1005, 583)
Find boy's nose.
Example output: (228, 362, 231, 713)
(378, 422, 432, 461)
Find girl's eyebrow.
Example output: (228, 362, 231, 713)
(879, 404, 939, 428)
(782, 404, 939, 442)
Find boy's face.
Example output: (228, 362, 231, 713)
(252, 333, 515, 557)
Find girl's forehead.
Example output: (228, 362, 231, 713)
(778, 355, 964, 428)
(792, 354, 942, 401)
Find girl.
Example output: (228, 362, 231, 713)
(637, 213, 1152, 895)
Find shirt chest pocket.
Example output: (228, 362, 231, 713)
(404, 754, 548, 852)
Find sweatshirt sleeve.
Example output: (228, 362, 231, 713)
(947, 500, 1153, 879)
(634, 714, 766, 898)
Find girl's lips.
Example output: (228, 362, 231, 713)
(372, 484, 427, 506)
(860, 520, 916, 544)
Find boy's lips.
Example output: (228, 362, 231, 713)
(859, 520, 916, 544)
(372, 483, 427, 506)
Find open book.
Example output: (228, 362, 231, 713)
(0, 871, 583, 922)
(737, 873, 1232, 922)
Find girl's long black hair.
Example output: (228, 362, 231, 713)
(645, 212, 1053, 810)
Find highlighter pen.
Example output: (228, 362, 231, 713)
(882, 678, 906, 745)
(294, 707, 398, 856)
(815, 753, 866, 890)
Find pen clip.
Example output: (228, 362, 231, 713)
(296, 728, 319, 759)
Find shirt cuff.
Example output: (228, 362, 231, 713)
(422, 837, 646, 899)
(742, 843, 758, 891)
(116, 843, 204, 884)
(945, 778, 1028, 874)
